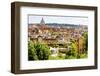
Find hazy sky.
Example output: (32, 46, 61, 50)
(28, 15, 88, 25)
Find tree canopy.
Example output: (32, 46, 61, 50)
(28, 41, 51, 60)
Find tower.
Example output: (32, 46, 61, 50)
(40, 18, 45, 25)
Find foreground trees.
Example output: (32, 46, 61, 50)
(65, 32, 88, 59)
(65, 40, 78, 59)
(28, 41, 51, 60)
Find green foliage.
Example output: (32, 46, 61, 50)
(58, 53, 63, 58)
(58, 49, 67, 54)
(28, 41, 38, 60)
(65, 40, 78, 59)
(49, 54, 65, 60)
(83, 32, 88, 53)
(35, 43, 51, 60)
(28, 40, 51, 60)
(79, 53, 87, 58)
(65, 32, 88, 59)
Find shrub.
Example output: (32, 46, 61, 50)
(28, 41, 51, 60)
(65, 40, 78, 59)
(28, 41, 38, 60)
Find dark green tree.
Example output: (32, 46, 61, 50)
(28, 41, 51, 60)
(35, 43, 51, 60)
(83, 32, 88, 53)
(28, 41, 38, 60)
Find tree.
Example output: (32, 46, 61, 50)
(65, 40, 78, 59)
(28, 40, 51, 60)
(28, 41, 38, 60)
(83, 32, 88, 53)
(35, 43, 51, 60)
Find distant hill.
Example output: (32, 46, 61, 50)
(29, 23, 88, 29)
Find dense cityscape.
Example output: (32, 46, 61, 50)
(28, 18, 88, 60)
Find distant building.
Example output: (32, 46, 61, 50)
(40, 18, 45, 25)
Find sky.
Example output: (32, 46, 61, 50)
(28, 15, 88, 25)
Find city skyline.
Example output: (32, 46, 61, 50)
(28, 15, 88, 25)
